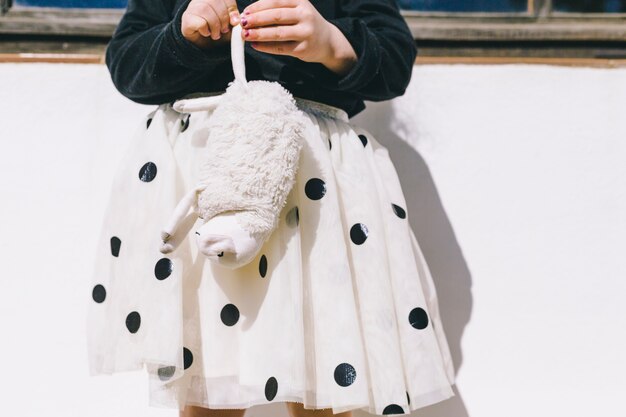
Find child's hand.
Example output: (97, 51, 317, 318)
(182, 0, 241, 49)
(240, 0, 357, 76)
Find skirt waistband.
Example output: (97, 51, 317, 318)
(170, 91, 349, 123)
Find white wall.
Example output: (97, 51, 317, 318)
(0, 63, 624, 417)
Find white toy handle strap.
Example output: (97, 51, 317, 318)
(171, 25, 246, 113)
(230, 24, 247, 85)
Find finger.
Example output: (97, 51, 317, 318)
(211, 0, 232, 34)
(182, 13, 210, 38)
(188, 10, 217, 39)
(223, 0, 241, 25)
(189, 2, 222, 40)
(243, 25, 301, 42)
(243, 0, 298, 15)
(250, 40, 299, 56)
(205, 6, 223, 40)
(241, 7, 299, 28)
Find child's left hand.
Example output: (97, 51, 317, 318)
(240, 0, 357, 76)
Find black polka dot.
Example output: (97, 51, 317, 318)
(138, 162, 157, 182)
(265, 376, 278, 401)
(391, 203, 406, 219)
(408, 307, 429, 330)
(328, 137, 332, 150)
(110, 236, 121, 257)
(382, 404, 404, 415)
(154, 258, 173, 280)
(406, 391, 411, 406)
(181, 114, 190, 132)
(259, 255, 268, 278)
(217, 251, 224, 257)
(126, 311, 141, 333)
(146, 117, 153, 129)
(305, 178, 326, 200)
(334, 362, 356, 387)
(358, 134, 368, 147)
(286, 206, 299, 227)
(157, 365, 175, 381)
(221, 303, 240, 326)
(350, 223, 369, 245)
(183, 347, 193, 369)
(92, 284, 106, 303)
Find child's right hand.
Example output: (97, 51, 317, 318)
(181, 0, 241, 49)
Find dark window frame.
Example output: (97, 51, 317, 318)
(403, 0, 626, 41)
(0, 0, 625, 57)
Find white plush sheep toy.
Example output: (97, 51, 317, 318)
(159, 24, 307, 269)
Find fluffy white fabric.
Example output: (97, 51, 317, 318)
(196, 78, 306, 241)
(160, 24, 307, 268)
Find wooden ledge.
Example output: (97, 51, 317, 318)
(404, 17, 626, 41)
(1, 53, 626, 68)
(414, 56, 626, 67)
(0, 52, 104, 63)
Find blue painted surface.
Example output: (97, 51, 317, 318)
(397, 0, 527, 12)
(15, 0, 525, 11)
(15, 0, 127, 8)
(19, 0, 624, 14)
(554, 0, 626, 12)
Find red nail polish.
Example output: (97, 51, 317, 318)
(241, 18, 248, 27)
(244, 29, 250, 37)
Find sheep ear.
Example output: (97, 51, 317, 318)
(159, 186, 203, 253)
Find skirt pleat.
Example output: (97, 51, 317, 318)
(86, 94, 456, 415)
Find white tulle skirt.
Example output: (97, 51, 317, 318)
(85, 93, 456, 415)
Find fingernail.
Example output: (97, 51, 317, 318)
(221, 27, 229, 33)
(244, 29, 250, 37)
(241, 18, 248, 27)
(230, 12, 240, 24)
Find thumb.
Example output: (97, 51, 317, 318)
(227, 2, 241, 26)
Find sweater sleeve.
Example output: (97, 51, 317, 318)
(105, 0, 232, 105)
(315, 0, 417, 101)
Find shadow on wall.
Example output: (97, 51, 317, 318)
(352, 100, 473, 417)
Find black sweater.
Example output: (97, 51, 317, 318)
(105, 0, 417, 118)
